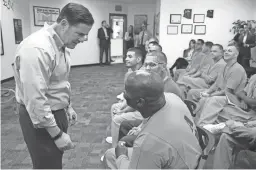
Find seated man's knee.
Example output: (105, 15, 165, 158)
(113, 115, 124, 125)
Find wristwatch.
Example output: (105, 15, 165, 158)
(52, 130, 63, 141)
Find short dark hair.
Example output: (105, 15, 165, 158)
(205, 41, 213, 48)
(213, 44, 224, 51)
(148, 41, 158, 46)
(128, 47, 145, 64)
(57, 3, 94, 26)
(176, 58, 189, 69)
(102, 20, 106, 25)
(197, 39, 204, 44)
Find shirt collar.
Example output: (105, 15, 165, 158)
(45, 23, 65, 51)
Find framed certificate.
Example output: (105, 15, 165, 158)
(181, 24, 193, 34)
(194, 25, 206, 35)
(193, 14, 205, 23)
(33, 6, 60, 26)
(170, 14, 181, 24)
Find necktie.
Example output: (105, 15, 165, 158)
(141, 31, 145, 45)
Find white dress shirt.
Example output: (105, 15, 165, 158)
(13, 23, 71, 128)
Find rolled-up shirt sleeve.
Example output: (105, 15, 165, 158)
(18, 47, 57, 128)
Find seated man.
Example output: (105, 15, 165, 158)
(148, 41, 162, 52)
(177, 41, 214, 96)
(194, 45, 247, 126)
(103, 70, 202, 169)
(107, 47, 145, 146)
(117, 51, 184, 147)
(107, 51, 184, 147)
(213, 120, 256, 169)
(217, 74, 256, 123)
(187, 44, 227, 101)
(180, 39, 205, 77)
(145, 37, 159, 53)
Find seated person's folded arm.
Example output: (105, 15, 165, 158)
(121, 105, 136, 113)
(118, 134, 165, 169)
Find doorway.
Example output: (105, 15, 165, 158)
(109, 13, 127, 63)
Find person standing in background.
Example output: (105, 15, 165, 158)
(236, 24, 256, 68)
(124, 25, 134, 62)
(12, 3, 94, 169)
(98, 20, 113, 66)
(138, 22, 152, 56)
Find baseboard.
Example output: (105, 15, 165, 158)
(1, 63, 102, 83)
(1, 76, 14, 84)
(71, 63, 100, 68)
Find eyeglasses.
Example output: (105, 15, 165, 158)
(144, 62, 164, 68)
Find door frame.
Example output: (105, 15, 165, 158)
(109, 13, 127, 58)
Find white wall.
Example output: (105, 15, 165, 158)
(1, 0, 157, 80)
(1, 0, 31, 80)
(29, 0, 129, 67)
(159, 0, 256, 67)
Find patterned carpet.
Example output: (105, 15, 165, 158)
(1, 63, 127, 169)
(2, 63, 251, 169)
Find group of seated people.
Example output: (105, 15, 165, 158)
(101, 37, 256, 169)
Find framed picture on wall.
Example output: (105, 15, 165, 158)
(167, 25, 178, 35)
(154, 12, 160, 36)
(170, 14, 181, 24)
(0, 21, 4, 55)
(13, 19, 23, 44)
(193, 14, 205, 23)
(194, 25, 206, 35)
(33, 6, 60, 26)
(181, 24, 193, 34)
(134, 15, 147, 35)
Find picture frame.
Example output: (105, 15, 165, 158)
(170, 14, 181, 24)
(134, 15, 147, 35)
(167, 25, 178, 35)
(0, 21, 4, 55)
(33, 6, 60, 26)
(181, 24, 193, 34)
(193, 14, 205, 23)
(154, 12, 160, 36)
(13, 19, 23, 44)
(194, 25, 206, 35)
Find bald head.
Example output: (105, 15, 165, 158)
(148, 37, 159, 43)
(146, 51, 167, 64)
(224, 45, 239, 61)
(125, 70, 164, 99)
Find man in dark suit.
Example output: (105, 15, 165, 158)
(236, 24, 256, 68)
(98, 20, 113, 66)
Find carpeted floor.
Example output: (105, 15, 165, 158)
(2, 63, 251, 169)
(1, 63, 127, 169)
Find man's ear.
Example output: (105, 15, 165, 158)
(137, 98, 145, 108)
(59, 19, 69, 29)
(137, 57, 142, 63)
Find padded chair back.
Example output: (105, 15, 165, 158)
(196, 126, 216, 169)
(184, 99, 197, 117)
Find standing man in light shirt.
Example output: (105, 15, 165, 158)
(138, 22, 152, 55)
(12, 3, 94, 169)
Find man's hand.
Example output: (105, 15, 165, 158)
(67, 106, 77, 126)
(127, 126, 141, 136)
(54, 132, 75, 151)
(239, 100, 248, 110)
(115, 141, 128, 158)
(226, 120, 244, 131)
(113, 108, 124, 115)
(200, 91, 210, 98)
